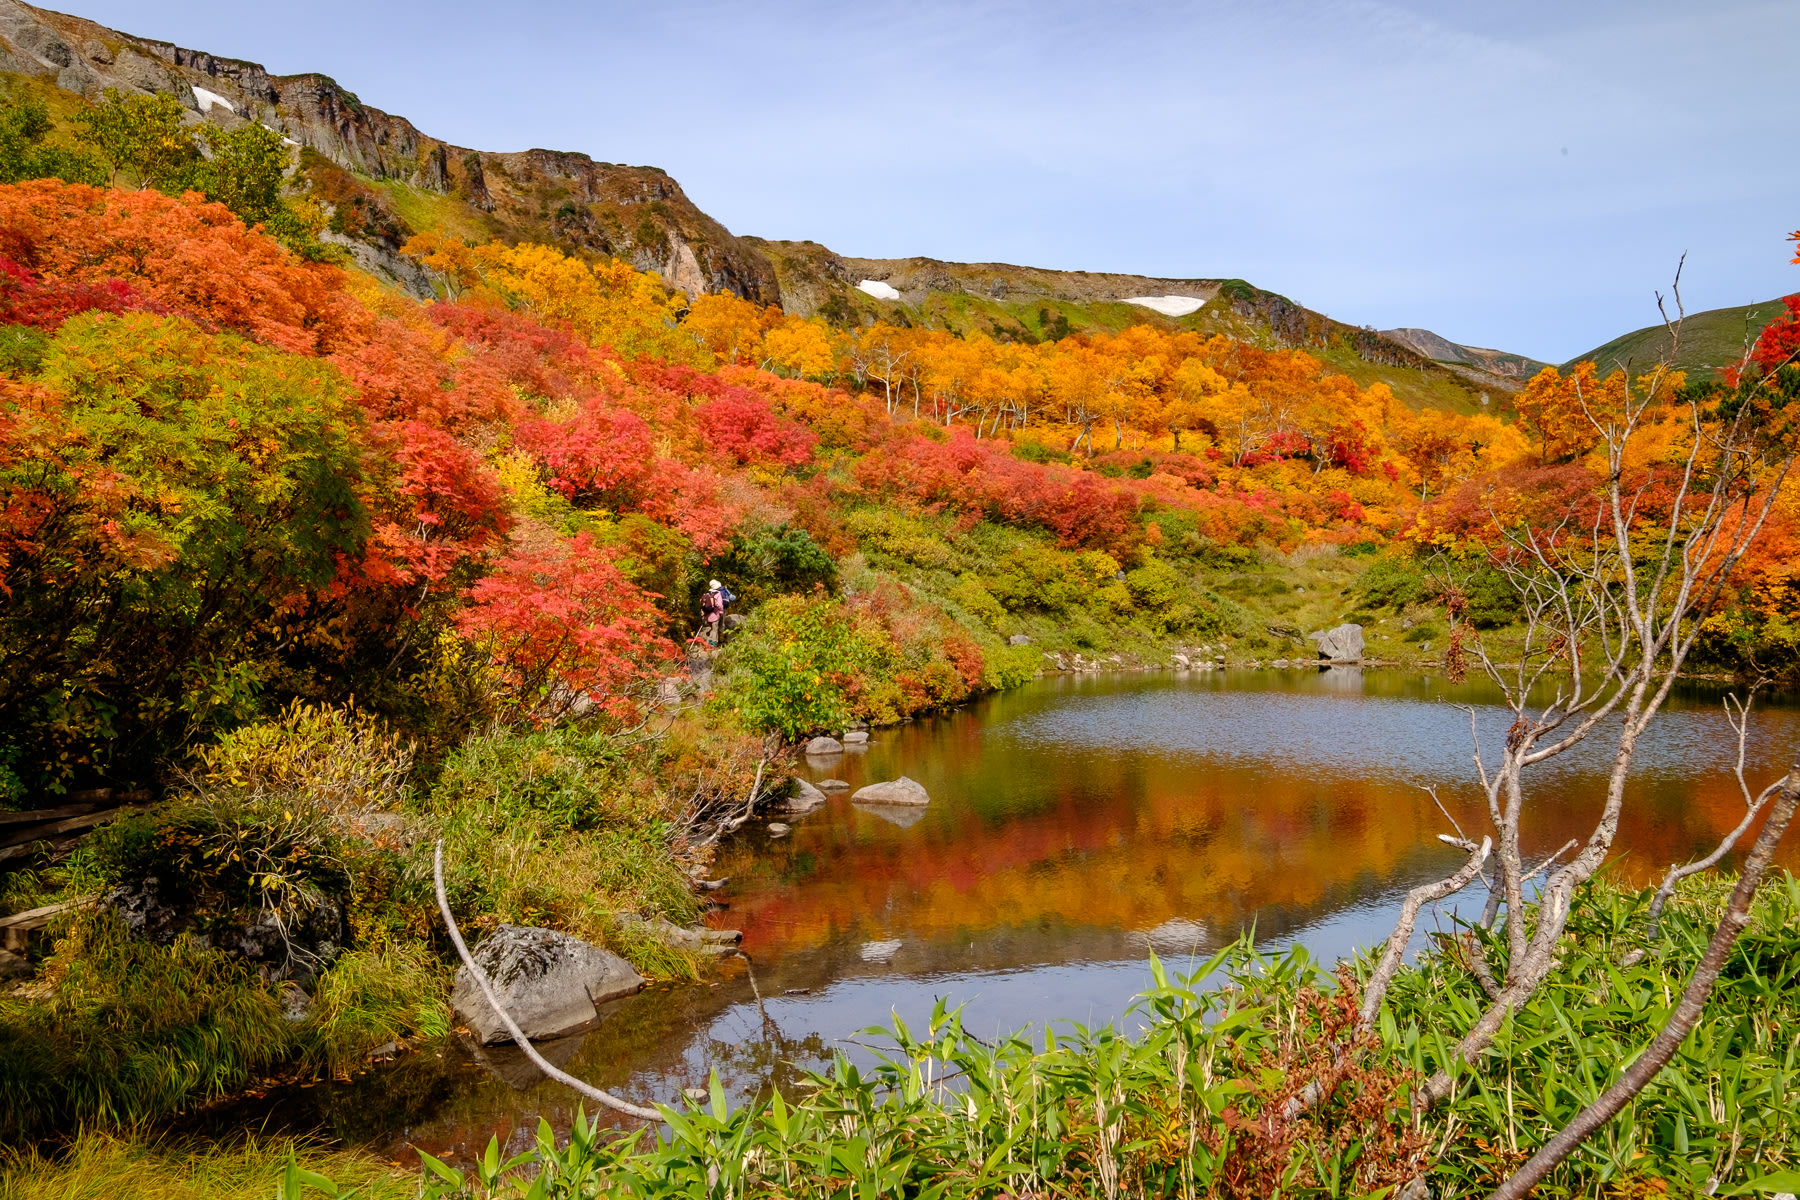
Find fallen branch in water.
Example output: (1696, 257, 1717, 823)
(433, 840, 662, 1122)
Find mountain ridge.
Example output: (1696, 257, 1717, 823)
(3, 0, 1769, 400)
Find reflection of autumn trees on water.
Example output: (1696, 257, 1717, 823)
(715, 683, 1800, 963)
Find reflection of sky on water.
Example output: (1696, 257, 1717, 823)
(233, 669, 1798, 1162)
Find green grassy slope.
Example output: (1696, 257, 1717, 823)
(1563, 297, 1793, 380)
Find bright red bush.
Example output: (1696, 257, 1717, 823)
(457, 531, 676, 719)
(694, 390, 817, 468)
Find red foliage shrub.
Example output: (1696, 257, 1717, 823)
(0, 255, 169, 330)
(457, 531, 676, 720)
(694, 390, 817, 468)
(0, 180, 368, 355)
(360, 419, 510, 588)
(850, 429, 1142, 553)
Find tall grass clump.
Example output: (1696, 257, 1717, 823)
(0, 916, 292, 1139)
(0, 1132, 411, 1200)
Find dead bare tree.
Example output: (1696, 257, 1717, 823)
(1491, 760, 1798, 1198)
(1353, 271, 1799, 1122)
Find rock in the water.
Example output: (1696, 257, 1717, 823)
(851, 777, 930, 806)
(780, 778, 828, 813)
(842, 730, 869, 745)
(816, 778, 851, 792)
(767, 821, 791, 837)
(1307, 623, 1365, 661)
(860, 939, 902, 963)
(804, 736, 843, 755)
(451, 924, 644, 1045)
(1007, 633, 1033, 646)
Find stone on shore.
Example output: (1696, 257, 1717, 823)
(780, 778, 828, 813)
(451, 924, 644, 1045)
(1307, 623, 1365, 661)
(804, 736, 843, 755)
(851, 776, 930, 806)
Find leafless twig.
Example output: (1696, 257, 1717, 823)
(433, 840, 663, 1121)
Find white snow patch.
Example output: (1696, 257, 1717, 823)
(191, 86, 237, 115)
(262, 122, 300, 147)
(857, 279, 901, 301)
(1124, 295, 1205, 317)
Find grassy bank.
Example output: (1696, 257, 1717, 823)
(0, 1133, 413, 1200)
(0, 703, 756, 1143)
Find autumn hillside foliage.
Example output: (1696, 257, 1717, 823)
(1, 179, 1797, 795)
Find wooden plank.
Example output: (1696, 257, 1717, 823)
(0, 805, 143, 851)
(0, 895, 98, 930)
(0, 804, 104, 827)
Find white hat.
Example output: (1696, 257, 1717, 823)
(709, 579, 722, 589)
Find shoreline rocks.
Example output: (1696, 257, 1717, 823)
(851, 777, 930, 807)
(778, 778, 828, 813)
(450, 924, 644, 1045)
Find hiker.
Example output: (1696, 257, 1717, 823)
(700, 579, 734, 645)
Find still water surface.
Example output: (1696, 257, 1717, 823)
(242, 669, 1800, 1162)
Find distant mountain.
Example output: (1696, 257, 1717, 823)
(1562, 298, 1792, 381)
(0, 0, 1558, 411)
(1380, 328, 1549, 381)
(0, 0, 779, 302)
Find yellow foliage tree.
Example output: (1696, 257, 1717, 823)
(683, 292, 781, 364)
(428, 239, 693, 361)
(759, 316, 838, 380)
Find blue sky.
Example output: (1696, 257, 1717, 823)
(68, 0, 1799, 362)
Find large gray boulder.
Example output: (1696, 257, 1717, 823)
(804, 735, 843, 755)
(451, 924, 644, 1045)
(778, 778, 828, 814)
(1308, 623, 1365, 662)
(852, 776, 930, 806)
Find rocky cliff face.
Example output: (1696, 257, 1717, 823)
(0, 0, 779, 302)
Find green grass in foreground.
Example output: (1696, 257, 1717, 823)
(0, 1133, 411, 1200)
(302, 875, 1800, 1199)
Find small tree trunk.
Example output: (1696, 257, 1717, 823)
(1489, 763, 1799, 1200)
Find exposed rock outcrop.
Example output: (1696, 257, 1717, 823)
(0, 0, 779, 304)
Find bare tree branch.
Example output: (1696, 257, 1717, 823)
(1490, 760, 1799, 1200)
(1358, 837, 1491, 1029)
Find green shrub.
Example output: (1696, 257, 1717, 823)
(1355, 553, 1430, 610)
(1461, 566, 1524, 629)
(980, 643, 1040, 691)
(705, 522, 838, 609)
(949, 573, 1007, 630)
(715, 593, 867, 740)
